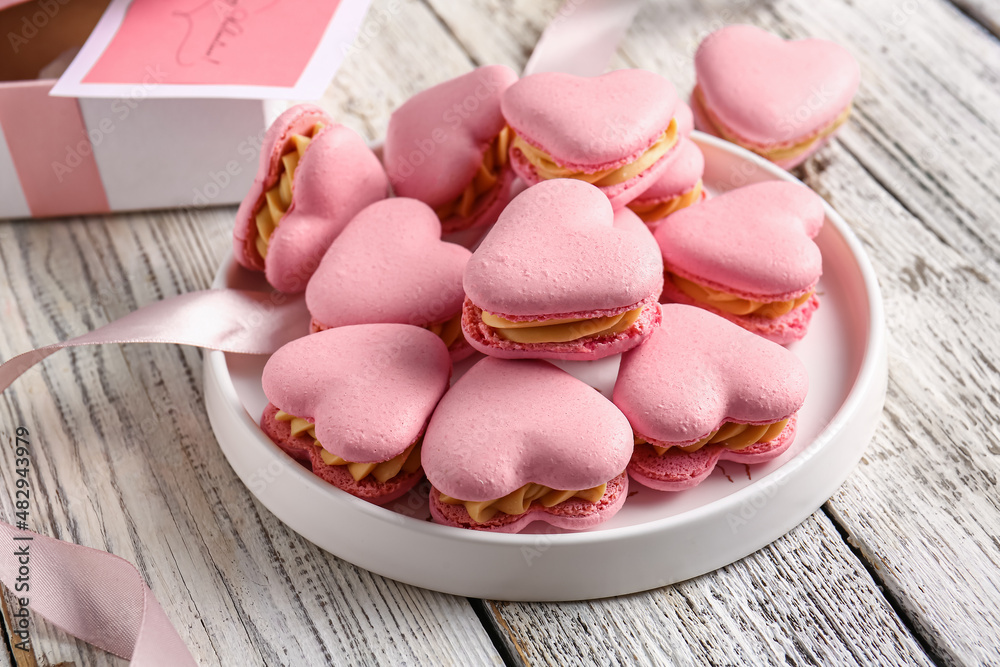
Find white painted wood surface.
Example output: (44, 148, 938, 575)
(0, 0, 998, 665)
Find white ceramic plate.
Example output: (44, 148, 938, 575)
(204, 132, 887, 601)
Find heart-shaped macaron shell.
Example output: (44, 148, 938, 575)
(655, 181, 824, 344)
(502, 69, 680, 208)
(675, 101, 694, 137)
(261, 324, 451, 469)
(694, 25, 860, 168)
(423, 357, 633, 532)
(613, 304, 808, 491)
(626, 137, 706, 227)
(384, 65, 518, 233)
(233, 104, 389, 293)
(463, 179, 664, 360)
(305, 198, 474, 360)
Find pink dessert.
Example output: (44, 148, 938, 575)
(675, 100, 694, 137)
(462, 179, 664, 361)
(613, 304, 808, 492)
(422, 357, 633, 533)
(260, 324, 451, 504)
(384, 66, 519, 234)
(655, 181, 824, 344)
(693, 25, 860, 169)
(501, 69, 682, 209)
(626, 137, 706, 229)
(233, 104, 389, 293)
(305, 198, 474, 361)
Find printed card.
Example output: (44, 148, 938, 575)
(51, 0, 372, 99)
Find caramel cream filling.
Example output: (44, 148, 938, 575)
(275, 410, 421, 483)
(439, 482, 608, 523)
(425, 311, 464, 348)
(253, 123, 325, 260)
(669, 273, 813, 319)
(627, 180, 704, 222)
(638, 418, 789, 454)
(481, 306, 643, 344)
(511, 119, 678, 187)
(693, 86, 852, 163)
(434, 127, 511, 221)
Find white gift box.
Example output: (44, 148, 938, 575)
(0, 0, 370, 219)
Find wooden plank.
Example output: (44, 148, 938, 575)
(317, 0, 481, 141)
(0, 1, 505, 665)
(430, 0, 1000, 664)
(484, 513, 931, 666)
(0, 592, 27, 667)
(741, 4, 1000, 665)
(948, 0, 1000, 38)
(422, 0, 555, 71)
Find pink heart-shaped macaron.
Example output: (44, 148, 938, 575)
(694, 25, 860, 167)
(626, 137, 706, 227)
(466, 179, 663, 316)
(462, 179, 664, 360)
(423, 357, 633, 532)
(613, 304, 808, 491)
(305, 198, 474, 360)
(261, 324, 451, 473)
(384, 66, 518, 234)
(234, 104, 389, 293)
(502, 69, 680, 208)
(675, 100, 694, 137)
(656, 181, 824, 343)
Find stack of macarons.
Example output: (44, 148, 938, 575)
(240, 24, 857, 534)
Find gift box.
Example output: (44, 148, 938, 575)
(0, 0, 369, 220)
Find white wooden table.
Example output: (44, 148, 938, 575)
(1, 0, 999, 664)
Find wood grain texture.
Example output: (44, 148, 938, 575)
(948, 0, 1000, 38)
(484, 513, 931, 667)
(0, 1, 506, 666)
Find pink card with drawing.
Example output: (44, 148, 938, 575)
(51, 0, 372, 98)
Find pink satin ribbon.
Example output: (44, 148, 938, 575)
(0, 1, 637, 662)
(523, 0, 641, 76)
(1, 289, 307, 393)
(0, 524, 197, 667)
(0, 288, 306, 664)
